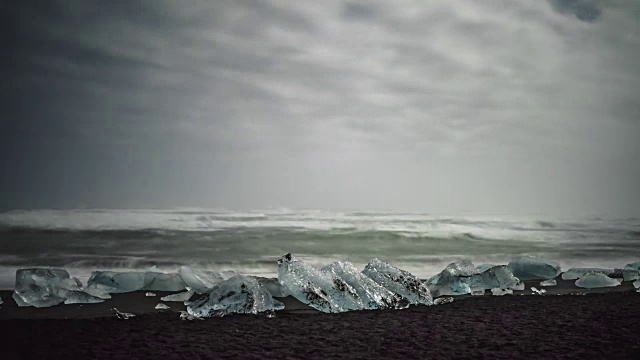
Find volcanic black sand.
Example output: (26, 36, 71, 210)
(1, 280, 639, 359)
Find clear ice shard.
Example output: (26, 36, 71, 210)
(180, 311, 203, 320)
(113, 308, 136, 319)
(575, 272, 622, 289)
(155, 303, 170, 310)
(633, 279, 640, 289)
(14, 268, 82, 308)
(178, 266, 230, 294)
(161, 290, 194, 302)
(87, 270, 186, 293)
(469, 265, 521, 291)
(145, 292, 156, 297)
(277, 254, 364, 313)
(63, 290, 105, 305)
(561, 268, 613, 280)
(507, 255, 561, 281)
(530, 287, 546, 295)
(540, 279, 557, 287)
(187, 275, 282, 318)
(474, 264, 496, 274)
(426, 260, 475, 297)
(321, 261, 404, 310)
(491, 288, 513, 296)
(362, 258, 433, 306)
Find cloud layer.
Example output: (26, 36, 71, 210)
(3, 0, 639, 215)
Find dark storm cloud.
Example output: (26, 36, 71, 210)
(549, 0, 603, 22)
(2, 0, 640, 215)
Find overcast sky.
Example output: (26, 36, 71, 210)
(3, 0, 640, 216)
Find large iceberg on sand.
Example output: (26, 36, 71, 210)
(363, 258, 433, 306)
(508, 255, 561, 281)
(13, 268, 83, 308)
(321, 261, 404, 310)
(562, 268, 639, 282)
(426, 260, 474, 297)
(277, 254, 364, 313)
(86, 270, 186, 293)
(470, 265, 521, 291)
(575, 272, 622, 289)
(187, 275, 283, 318)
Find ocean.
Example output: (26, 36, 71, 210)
(1, 209, 639, 288)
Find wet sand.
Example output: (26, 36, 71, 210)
(1, 279, 639, 359)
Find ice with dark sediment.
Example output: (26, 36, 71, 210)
(321, 261, 404, 310)
(161, 290, 194, 302)
(13, 268, 83, 308)
(63, 290, 105, 305)
(186, 275, 283, 318)
(575, 272, 622, 289)
(86, 270, 186, 293)
(178, 266, 236, 294)
(363, 258, 433, 306)
(508, 255, 561, 280)
(540, 279, 557, 287)
(277, 254, 364, 313)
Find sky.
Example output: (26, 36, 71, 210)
(2, 0, 640, 216)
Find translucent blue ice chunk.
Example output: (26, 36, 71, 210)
(187, 275, 282, 318)
(426, 260, 475, 297)
(13, 268, 82, 308)
(575, 272, 622, 289)
(64, 290, 105, 305)
(161, 290, 194, 302)
(562, 268, 613, 280)
(469, 265, 521, 291)
(624, 261, 640, 272)
(252, 276, 290, 298)
(508, 255, 561, 280)
(178, 266, 232, 294)
(87, 270, 186, 293)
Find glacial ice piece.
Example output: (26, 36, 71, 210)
(634, 279, 640, 289)
(113, 308, 136, 319)
(612, 269, 640, 281)
(145, 292, 156, 297)
(179, 311, 203, 320)
(187, 275, 282, 318)
(513, 282, 525, 291)
(13, 268, 82, 308)
(178, 266, 228, 294)
(474, 264, 497, 274)
(87, 270, 186, 293)
(433, 297, 454, 305)
(540, 279, 557, 287)
(0, 296, 3, 307)
(469, 265, 521, 291)
(277, 254, 364, 313)
(363, 258, 433, 306)
(575, 272, 622, 289)
(530, 287, 546, 295)
(624, 261, 640, 272)
(508, 255, 561, 280)
(63, 290, 105, 305)
(252, 277, 290, 298)
(426, 260, 475, 297)
(155, 303, 170, 310)
(161, 290, 194, 302)
(471, 289, 485, 296)
(491, 288, 513, 296)
(321, 261, 404, 309)
(561, 268, 613, 280)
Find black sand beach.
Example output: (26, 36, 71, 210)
(1, 279, 639, 359)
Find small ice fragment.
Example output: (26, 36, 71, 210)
(113, 308, 136, 319)
(540, 279, 557, 287)
(179, 311, 203, 320)
(575, 272, 622, 289)
(471, 289, 485, 296)
(155, 303, 170, 310)
(145, 292, 156, 297)
(530, 287, 546, 295)
(64, 290, 105, 305)
(491, 288, 513, 296)
(631, 279, 639, 289)
(508, 255, 561, 281)
(161, 290, 194, 302)
(0, 296, 3, 307)
(433, 297, 454, 305)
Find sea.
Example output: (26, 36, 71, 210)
(1, 208, 639, 289)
